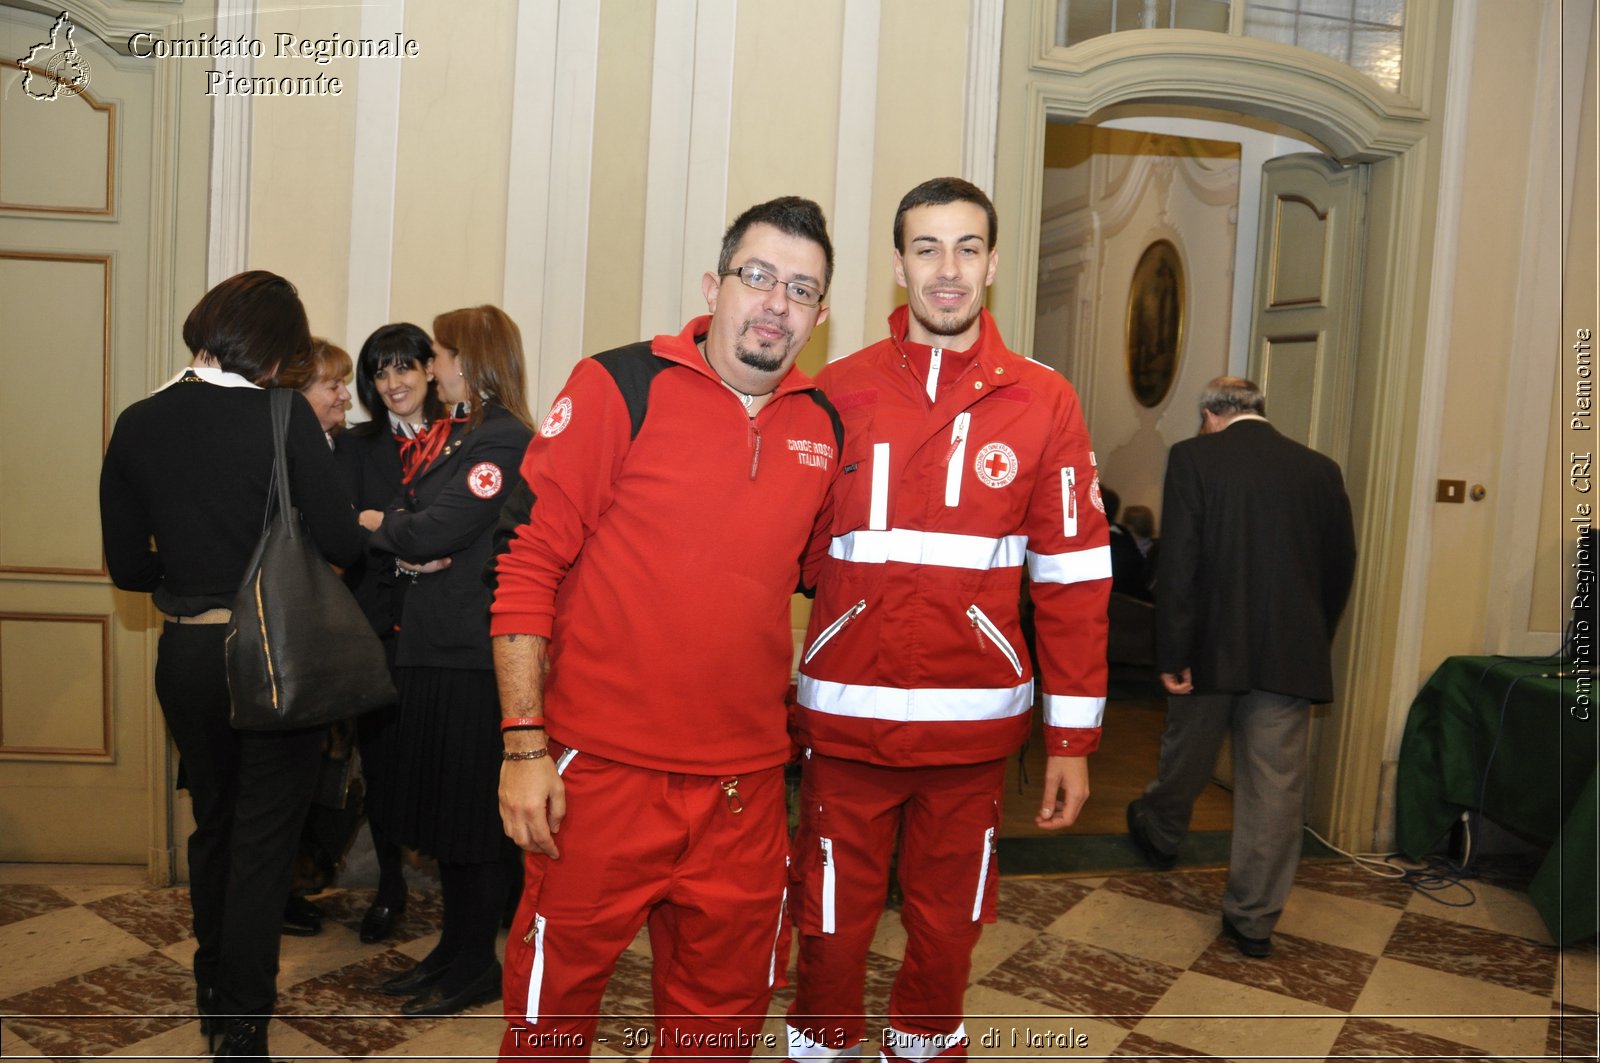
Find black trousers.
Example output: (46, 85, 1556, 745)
(154, 622, 325, 1018)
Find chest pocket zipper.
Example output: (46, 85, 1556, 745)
(966, 604, 1023, 677)
(945, 412, 970, 508)
(803, 600, 867, 664)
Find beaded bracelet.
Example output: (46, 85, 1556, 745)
(500, 716, 546, 732)
(502, 748, 549, 762)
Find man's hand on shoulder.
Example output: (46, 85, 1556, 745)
(1036, 755, 1090, 830)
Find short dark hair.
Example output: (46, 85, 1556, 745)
(354, 322, 442, 423)
(893, 177, 998, 253)
(182, 270, 309, 384)
(717, 196, 834, 294)
(1199, 376, 1266, 417)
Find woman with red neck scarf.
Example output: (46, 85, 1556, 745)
(357, 306, 535, 1017)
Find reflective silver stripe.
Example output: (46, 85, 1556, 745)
(925, 347, 942, 401)
(523, 913, 547, 1023)
(769, 872, 788, 987)
(972, 830, 994, 921)
(1062, 466, 1077, 537)
(829, 528, 1027, 570)
(555, 747, 579, 774)
(802, 600, 866, 665)
(1027, 544, 1112, 585)
(945, 411, 969, 508)
(787, 1026, 864, 1061)
(869, 442, 890, 530)
(796, 675, 1032, 722)
(966, 604, 1023, 677)
(820, 837, 836, 934)
(1044, 693, 1107, 729)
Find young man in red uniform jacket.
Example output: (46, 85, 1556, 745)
(787, 178, 1111, 1062)
(489, 198, 841, 1059)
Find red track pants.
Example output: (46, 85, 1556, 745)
(500, 748, 789, 1060)
(786, 755, 1006, 1063)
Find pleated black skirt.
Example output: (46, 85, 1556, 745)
(380, 666, 515, 864)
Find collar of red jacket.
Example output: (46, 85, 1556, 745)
(885, 305, 1020, 391)
(654, 315, 822, 398)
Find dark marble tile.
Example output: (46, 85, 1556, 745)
(1328, 1015, 1496, 1060)
(84, 887, 194, 949)
(995, 876, 1095, 931)
(313, 886, 444, 945)
(1548, 1003, 1598, 1059)
(1469, 853, 1541, 893)
(978, 936, 1182, 1029)
(1103, 869, 1228, 917)
(1292, 860, 1417, 910)
(0, 950, 194, 1059)
(1110, 1029, 1213, 1060)
(0, 884, 75, 928)
(277, 948, 453, 1058)
(1384, 911, 1558, 995)
(1191, 930, 1376, 1013)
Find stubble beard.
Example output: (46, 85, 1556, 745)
(913, 294, 981, 340)
(735, 320, 793, 374)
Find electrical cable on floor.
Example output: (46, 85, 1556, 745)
(1302, 823, 1481, 907)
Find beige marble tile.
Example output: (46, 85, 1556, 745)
(1275, 885, 1402, 954)
(0, 863, 146, 887)
(1046, 888, 1217, 969)
(53, 883, 141, 906)
(0, 905, 151, 998)
(0, 1019, 42, 1060)
(1403, 878, 1555, 943)
(276, 920, 397, 988)
(158, 934, 197, 973)
(865, 911, 1038, 982)
(867, 907, 906, 958)
(965, 984, 1129, 1059)
(1138, 972, 1344, 1060)
(1351, 957, 1551, 1058)
(392, 1011, 532, 1061)
(111, 1019, 219, 1061)
(1561, 946, 1599, 1007)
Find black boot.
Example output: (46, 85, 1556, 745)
(197, 986, 222, 1052)
(214, 1018, 286, 1062)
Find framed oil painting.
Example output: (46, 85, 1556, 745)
(1125, 239, 1185, 408)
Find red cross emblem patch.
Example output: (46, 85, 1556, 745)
(974, 442, 1018, 488)
(468, 462, 504, 499)
(540, 396, 573, 438)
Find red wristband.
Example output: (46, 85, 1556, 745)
(500, 715, 545, 732)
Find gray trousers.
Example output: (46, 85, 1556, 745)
(1140, 689, 1310, 938)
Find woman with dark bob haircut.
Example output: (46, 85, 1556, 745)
(99, 270, 365, 1062)
(359, 305, 534, 1016)
(333, 322, 444, 944)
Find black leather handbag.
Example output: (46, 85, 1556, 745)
(227, 389, 396, 730)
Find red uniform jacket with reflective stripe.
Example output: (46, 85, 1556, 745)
(795, 308, 1110, 767)
(489, 318, 840, 775)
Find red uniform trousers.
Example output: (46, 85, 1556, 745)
(786, 755, 1006, 1063)
(500, 748, 789, 1061)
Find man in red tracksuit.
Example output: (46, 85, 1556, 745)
(489, 197, 841, 1059)
(787, 178, 1111, 1062)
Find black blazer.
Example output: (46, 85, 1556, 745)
(335, 422, 407, 639)
(370, 404, 533, 670)
(1155, 418, 1356, 703)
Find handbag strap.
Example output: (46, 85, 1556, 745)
(265, 388, 296, 534)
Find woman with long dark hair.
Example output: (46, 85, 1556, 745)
(99, 271, 364, 1061)
(359, 305, 534, 1016)
(334, 323, 443, 943)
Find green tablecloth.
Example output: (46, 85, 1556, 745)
(1395, 655, 1597, 945)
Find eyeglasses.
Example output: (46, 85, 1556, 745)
(717, 266, 824, 308)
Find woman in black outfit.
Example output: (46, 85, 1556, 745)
(334, 323, 443, 943)
(98, 272, 365, 1062)
(359, 305, 534, 1016)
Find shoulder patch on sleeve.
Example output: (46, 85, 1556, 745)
(539, 396, 573, 438)
(468, 461, 504, 499)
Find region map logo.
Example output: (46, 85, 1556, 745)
(19, 10, 91, 101)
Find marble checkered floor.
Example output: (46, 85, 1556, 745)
(1, 860, 1594, 1061)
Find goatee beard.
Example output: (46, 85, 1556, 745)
(915, 305, 981, 338)
(736, 344, 786, 373)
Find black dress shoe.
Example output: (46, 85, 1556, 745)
(214, 1017, 288, 1062)
(1221, 915, 1272, 958)
(378, 959, 449, 997)
(401, 961, 502, 1017)
(1125, 800, 1178, 870)
(197, 986, 222, 1051)
(359, 903, 403, 944)
(282, 895, 324, 937)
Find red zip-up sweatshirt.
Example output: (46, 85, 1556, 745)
(795, 307, 1111, 767)
(489, 317, 841, 775)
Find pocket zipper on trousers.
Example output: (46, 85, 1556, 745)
(820, 837, 837, 934)
(803, 600, 866, 664)
(971, 828, 996, 921)
(966, 604, 1023, 677)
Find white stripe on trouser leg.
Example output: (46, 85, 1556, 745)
(768, 879, 787, 988)
(971, 827, 994, 921)
(820, 837, 836, 933)
(883, 1024, 968, 1063)
(869, 443, 890, 530)
(787, 1025, 864, 1061)
(523, 914, 547, 1023)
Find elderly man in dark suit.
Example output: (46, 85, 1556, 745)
(1127, 376, 1356, 958)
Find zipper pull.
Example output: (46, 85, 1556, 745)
(748, 422, 762, 481)
(720, 777, 744, 814)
